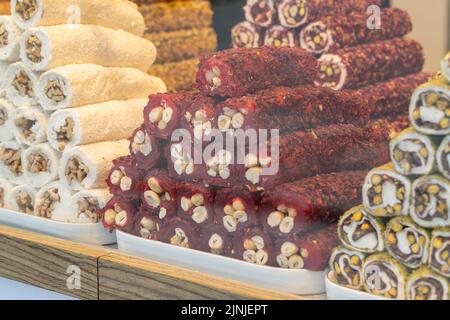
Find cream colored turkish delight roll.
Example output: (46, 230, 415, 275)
(68, 189, 112, 224)
(36, 64, 166, 111)
(0, 141, 25, 184)
(47, 99, 148, 152)
(11, 106, 48, 146)
(5, 62, 39, 107)
(60, 140, 129, 191)
(10, 184, 36, 214)
(0, 99, 16, 141)
(0, 61, 9, 97)
(0, 15, 22, 61)
(22, 143, 59, 188)
(20, 25, 156, 72)
(0, 178, 13, 209)
(34, 180, 72, 221)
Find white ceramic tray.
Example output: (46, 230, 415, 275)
(0, 208, 116, 245)
(325, 271, 389, 300)
(117, 230, 327, 295)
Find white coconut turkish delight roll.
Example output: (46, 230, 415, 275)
(0, 99, 16, 141)
(329, 246, 366, 290)
(34, 181, 72, 221)
(442, 51, 450, 82)
(36, 64, 166, 111)
(68, 189, 111, 224)
(0, 15, 22, 62)
(10, 184, 36, 214)
(47, 99, 147, 152)
(363, 163, 412, 218)
(5, 62, 39, 107)
(60, 139, 129, 191)
(436, 135, 450, 180)
(0, 178, 13, 209)
(0, 141, 25, 184)
(406, 267, 449, 300)
(410, 175, 450, 228)
(11, 0, 145, 36)
(20, 25, 156, 72)
(22, 143, 59, 188)
(11, 106, 48, 146)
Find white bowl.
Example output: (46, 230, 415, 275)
(326, 271, 390, 300)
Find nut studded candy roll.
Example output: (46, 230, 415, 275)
(263, 25, 297, 48)
(362, 253, 408, 300)
(11, 106, 47, 146)
(60, 139, 129, 191)
(11, 0, 145, 36)
(37, 65, 166, 112)
(10, 185, 36, 214)
(68, 189, 111, 224)
(0, 99, 16, 141)
(442, 51, 450, 82)
(410, 176, 450, 228)
(0, 141, 24, 185)
(409, 76, 450, 135)
(177, 182, 215, 227)
(141, 169, 177, 221)
(0, 178, 12, 209)
(198, 224, 233, 257)
(129, 124, 161, 169)
(275, 224, 339, 271)
(5, 62, 39, 107)
(20, 25, 156, 72)
(406, 267, 449, 300)
(437, 135, 450, 180)
(429, 228, 450, 277)
(34, 181, 72, 222)
(132, 207, 163, 240)
(300, 8, 412, 55)
(329, 247, 366, 290)
(231, 21, 263, 49)
(261, 171, 366, 237)
(179, 95, 217, 141)
(243, 0, 276, 28)
(232, 227, 276, 266)
(106, 156, 141, 201)
(22, 143, 59, 188)
(390, 128, 437, 176)
(102, 197, 137, 232)
(0, 15, 22, 61)
(338, 205, 385, 254)
(157, 218, 199, 249)
(196, 46, 317, 98)
(47, 98, 147, 152)
(385, 217, 430, 269)
(315, 38, 424, 90)
(362, 163, 412, 218)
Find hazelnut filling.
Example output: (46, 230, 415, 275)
(205, 149, 232, 180)
(0, 23, 8, 48)
(409, 278, 445, 300)
(12, 71, 34, 98)
(16, 190, 34, 214)
(109, 167, 132, 193)
(148, 99, 173, 131)
(430, 234, 450, 276)
(54, 118, 75, 151)
(242, 235, 268, 265)
(244, 153, 271, 185)
(208, 233, 225, 254)
(341, 210, 380, 251)
(143, 177, 171, 219)
(25, 34, 42, 64)
(222, 198, 248, 232)
(44, 79, 66, 104)
(104, 204, 128, 228)
(170, 143, 194, 176)
(332, 252, 363, 288)
(366, 173, 406, 216)
(27, 152, 50, 174)
(217, 107, 246, 133)
(364, 262, 401, 298)
(180, 193, 208, 224)
(204, 66, 221, 91)
(0, 108, 8, 126)
(411, 89, 450, 131)
(184, 109, 212, 140)
(413, 182, 449, 222)
(170, 227, 189, 248)
(301, 21, 331, 53)
(315, 56, 345, 89)
(131, 129, 152, 156)
(276, 241, 306, 269)
(65, 156, 89, 185)
(0, 147, 22, 175)
(77, 196, 100, 223)
(138, 216, 159, 239)
(267, 203, 297, 234)
(14, 0, 38, 20)
(36, 187, 60, 218)
(15, 116, 37, 142)
(279, 0, 307, 27)
(392, 138, 429, 174)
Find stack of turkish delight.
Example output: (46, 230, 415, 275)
(134, 0, 217, 92)
(0, 0, 166, 224)
(329, 52, 450, 300)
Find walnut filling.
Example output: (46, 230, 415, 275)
(25, 34, 42, 64)
(66, 156, 89, 185)
(279, 0, 307, 27)
(366, 173, 406, 216)
(301, 21, 330, 53)
(276, 241, 306, 269)
(44, 79, 66, 104)
(0, 23, 8, 48)
(411, 89, 450, 131)
(409, 278, 445, 301)
(430, 234, 450, 276)
(138, 216, 160, 239)
(222, 198, 248, 232)
(27, 152, 50, 174)
(170, 227, 189, 248)
(244, 153, 271, 185)
(131, 129, 152, 156)
(0, 188, 4, 207)
(77, 196, 100, 223)
(148, 99, 173, 130)
(54, 118, 75, 151)
(340, 209, 380, 252)
(180, 193, 208, 224)
(36, 187, 60, 218)
(104, 204, 128, 228)
(143, 177, 171, 219)
(332, 252, 363, 288)
(12, 71, 34, 98)
(364, 262, 401, 298)
(0, 147, 22, 175)
(413, 182, 449, 222)
(217, 107, 246, 133)
(16, 190, 34, 214)
(205, 149, 232, 180)
(242, 235, 268, 265)
(0, 108, 8, 126)
(205, 66, 221, 91)
(393, 138, 429, 174)
(267, 203, 297, 234)
(170, 143, 194, 176)
(208, 233, 225, 254)
(15, 116, 37, 143)
(15, 0, 38, 20)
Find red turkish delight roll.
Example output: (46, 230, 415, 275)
(277, 0, 382, 29)
(300, 8, 412, 55)
(178, 95, 218, 141)
(198, 224, 233, 256)
(157, 218, 199, 249)
(244, 0, 277, 28)
(102, 197, 137, 232)
(214, 187, 259, 234)
(216, 85, 369, 134)
(132, 207, 163, 240)
(260, 171, 366, 237)
(129, 124, 162, 169)
(232, 227, 276, 266)
(177, 182, 215, 227)
(315, 38, 424, 90)
(141, 169, 177, 221)
(231, 21, 264, 49)
(263, 25, 297, 48)
(106, 156, 142, 201)
(196, 46, 317, 98)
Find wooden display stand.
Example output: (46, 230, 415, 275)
(0, 225, 325, 300)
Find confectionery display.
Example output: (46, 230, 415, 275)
(329, 51, 450, 300)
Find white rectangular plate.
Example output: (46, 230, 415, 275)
(117, 230, 327, 295)
(0, 208, 116, 245)
(326, 271, 389, 300)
